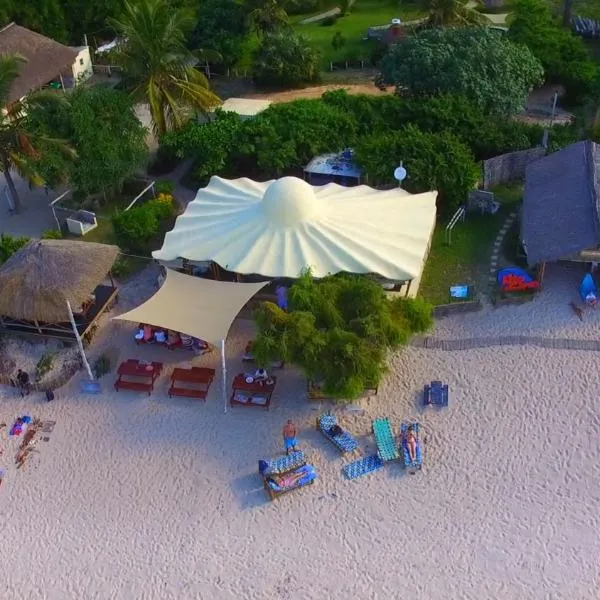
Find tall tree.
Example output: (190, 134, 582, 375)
(29, 86, 148, 197)
(509, 0, 597, 102)
(109, 0, 221, 137)
(421, 0, 490, 27)
(190, 0, 249, 68)
(246, 0, 289, 36)
(380, 27, 544, 117)
(0, 54, 74, 214)
(253, 31, 320, 88)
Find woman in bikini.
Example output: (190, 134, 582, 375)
(405, 426, 417, 462)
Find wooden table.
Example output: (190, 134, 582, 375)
(169, 367, 215, 400)
(114, 359, 163, 395)
(230, 374, 277, 410)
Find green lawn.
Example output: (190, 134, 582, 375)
(293, 0, 426, 66)
(418, 185, 523, 305)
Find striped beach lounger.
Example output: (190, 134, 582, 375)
(372, 418, 399, 461)
(258, 451, 306, 476)
(317, 414, 358, 454)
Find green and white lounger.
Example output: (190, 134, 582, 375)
(372, 418, 399, 462)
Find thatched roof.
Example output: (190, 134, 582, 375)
(0, 23, 78, 102)
(521, 141, 600, 265)
(0, 239, 119, 322)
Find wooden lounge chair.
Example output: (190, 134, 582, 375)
(258, 452, 316, 501)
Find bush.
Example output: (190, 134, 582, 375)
(112, 197, 175, 253)
(0, 233, 29, 265)
(36, 351, 55, 382)
(354, 124, 480, 213)
(163, 111, 244, 183)
(41, 229, 63, 239)
(241, 100, 358, 175)
(253, 31, 320, 88)
(93, 354, 112, 378)
(154, 180, 174, 195)
(253, 271, 433, 401)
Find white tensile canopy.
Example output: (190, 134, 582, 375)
(153, 176, 438, 284)
(113, 268, 268, 411)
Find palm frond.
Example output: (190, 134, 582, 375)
(0, 53, 26, 107)
(108, 0, 221, 136)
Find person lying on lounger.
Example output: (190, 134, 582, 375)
(266, 464, 316, 491)
(404, 426, 417, 462)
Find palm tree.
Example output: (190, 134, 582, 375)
(421, 0, 491, 27)
(247, 0, 289, 35)
(0, 54, 74, 214)
(109, 0, 221, 137)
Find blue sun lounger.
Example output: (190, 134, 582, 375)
(258, 451, 305, 477)
(317, 413, 358, 454)
(372, 418, 399, 461)
(400, 422, 422, 472)
(424, 381, 449, 406)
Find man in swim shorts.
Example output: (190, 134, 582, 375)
(282, 419, 298, 455)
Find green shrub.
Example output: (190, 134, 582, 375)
(154, 180, 174, 195)
(354, 124, 480, 214)
(112, 197, 174, 253)
(41, 229, 63, 239)
(0, 233, 30, 265)
(36, 351, 55, 381)
(253, 271, 433, 401)
(93, 354, 111, 378)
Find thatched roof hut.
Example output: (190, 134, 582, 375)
(0, 23, 78, 102)
(0, 239, 119, 323)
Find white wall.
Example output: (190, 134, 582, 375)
(71, 47, 93, 83)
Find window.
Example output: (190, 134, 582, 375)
(79, 58, 84, 66)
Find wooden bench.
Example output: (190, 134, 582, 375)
(168, 386, 208, 400)
(168, 367, 215, 400)
(114, 379, 153, 395)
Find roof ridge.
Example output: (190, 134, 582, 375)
(0, 22, 15, 34)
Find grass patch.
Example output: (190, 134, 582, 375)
(418, 184, 523, 305)
(293, 0, 426, 66)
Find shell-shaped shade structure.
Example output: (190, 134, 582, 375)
(153, 176, 438, 280)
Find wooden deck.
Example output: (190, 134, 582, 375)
(0, 284, 118, 343)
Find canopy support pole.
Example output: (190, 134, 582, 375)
(221, 338, 227, 414)
(66, 300, 94, 381)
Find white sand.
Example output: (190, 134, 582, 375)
(1, 263, 600, 599)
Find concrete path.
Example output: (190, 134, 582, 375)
(465, 1, 509, 25)
(299, 0, 356, 24)
(0, 172, 60, 238)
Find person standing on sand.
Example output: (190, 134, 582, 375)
(282, 420, 298, 455)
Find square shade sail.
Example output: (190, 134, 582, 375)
(113, 269, 268, 345)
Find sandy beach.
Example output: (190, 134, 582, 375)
(1, 263, 600, 599)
